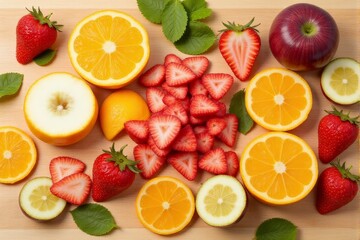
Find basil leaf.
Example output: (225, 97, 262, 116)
(70, 203, 118, 236)
(34, 49, 57, 66)
(229, 89, 254, 134)
(162, 0, 188, 43)
(183, 0, 212, 21)
(137, 0, 170, 24)
(255, 218, 297, 240)
(174, 21, 215, 55)
(0, 73, 23, 98)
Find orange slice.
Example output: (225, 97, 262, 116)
(135, 176, 195, 235)
(245, 68, 312, 131)
(240, 131, 318, 205)
(68, 10, 150, 89)
(0, 126, 37, 184)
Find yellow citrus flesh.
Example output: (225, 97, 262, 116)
(19, 177, 66, 220)
(24, 73, 98, 146)
(245, 68, 312, 131)
(240, 132, 318, 205)
(68, 10, 150, 89)
(135, 176, 195, 235)
(0, 126, 37, 184)
(100, 89, 150, 140)
(321, 57, 360, 105)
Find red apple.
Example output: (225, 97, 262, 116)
(269, 3, 339, 71)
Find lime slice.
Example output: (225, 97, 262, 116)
(195, 175, 247, 227)
(321, 57, 360, 105)
(19, 177, 67, 220)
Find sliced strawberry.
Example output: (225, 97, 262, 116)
(196, 131, 214, 154)
(215, 101, 227, 117)
(165, 62, 197, 86)
(164, 53, 182, 66)
(162, 94, 177, 106)
(163, 102, 189, 125)
(49, 156, 86, 183)
(206, 117, 227, 136)
(139, 64, 166, 87)
(50, 172, 91, 205)
(168, 152, 198, 181)
(124, 120, 149, 144)
(189, 115, 208, 125)
(202, 73, 234, 100)
(189, 78, 208, 96)
(225, 151, 239, 177)
(217, 114, 239, 147)
(190, 94, 220, 118)
(162, 82, 188, 99)
(148, 135, 172, 157)
(198, 148, 227, 174)
(219, 19, 261, 81)
(148, 114, 181, 149)
(193, 125, 208, 134)
(182, 56, 209, 77)
(146, 87, 167, 113)
(133, 144, 166, 179)
(172, 125, 197, 152)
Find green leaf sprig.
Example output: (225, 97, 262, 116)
(33, 49, 57, 66)
(0, 73, 24, 98)
(254, 218, 297, 240)
(229, 89, 254, 134)
(137, 0, 216, 54)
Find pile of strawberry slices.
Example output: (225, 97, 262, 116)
(125, 54, 240, 181)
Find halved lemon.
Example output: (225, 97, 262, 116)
(321, 57, 360, 105)
(245, 68, 312, 131)
(135, 176, 195, 235)
(0, 126, 37, 184)
(240, 131, 318, 205)
(68, 10, 150, 89)
(19, 177, 67, 220)
(196, 175, 247, 227)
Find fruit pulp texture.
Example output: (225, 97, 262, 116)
(204, 183, 237, 217)
(74, 15, 146, 80)
(330, 67, 358, 96)
(30, 184, 60, 211)
(246, 136, 314, 199)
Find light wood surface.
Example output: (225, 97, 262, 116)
(0, 1, 359, 239)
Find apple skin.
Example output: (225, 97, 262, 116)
(269, 3, 339, 71)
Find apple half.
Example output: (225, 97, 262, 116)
(24, 72, 98, 146)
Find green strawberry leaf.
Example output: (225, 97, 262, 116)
(0, 73, 23, 98)
(162, 0, 188, 43)
(229, 89, 254, 134)
(255, 218, 297, 240)
(183, 0, 212, 21)
(34, 49, 57, 66)
(189, 8, 212, 21)
(174, 21, 215, 55)
(70, 203, 118, 236)
(136, 0, 170, 24)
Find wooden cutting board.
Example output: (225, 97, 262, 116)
(0, 0, 359, 239)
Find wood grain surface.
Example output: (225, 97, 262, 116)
(0, 1, 359, 239)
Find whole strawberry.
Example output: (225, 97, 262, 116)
(318, 107, 359, 163)
(218, 18, 261, 81)
(316, 160, 359, 214)
(16, 7, 62, 64)
(92, 144, 140, 202)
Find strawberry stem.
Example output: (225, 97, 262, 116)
(220, 17, 260, 33)
(27, 6, 63, 32)
(103, 144, 141, 174)
(325, 106, 360, 125)
(331, 159, 360, 183)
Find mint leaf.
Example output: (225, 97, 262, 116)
(255, 218, 297, 240)
(137, 0, 170, 24)
(182, 0, 212, 21)
(34, 49, 56, 66)
(174, 21, 215, 55)
(229, 89, 254, 134)
(162, 0, 188, 43)
(0, 73, 23, 98)
(70, 203, 118, 236)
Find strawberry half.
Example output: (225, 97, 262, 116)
(202, 73, 234, 100)
(49, 156, 86, 183)
(165, 62, 197, 86)
(168, 152, 198, 181)
(219, 18, 261, 81)
(133, 144, 166, 179)
(182, 56, 210, 77)
(139, 64, 166, 87)
(124, 120, 149, 144)
(199, 148, 227, 174)
(50, 172, 91, 205)
(148, 114, 181, 149)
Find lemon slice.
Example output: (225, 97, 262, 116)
(321, 57, 360, 105)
